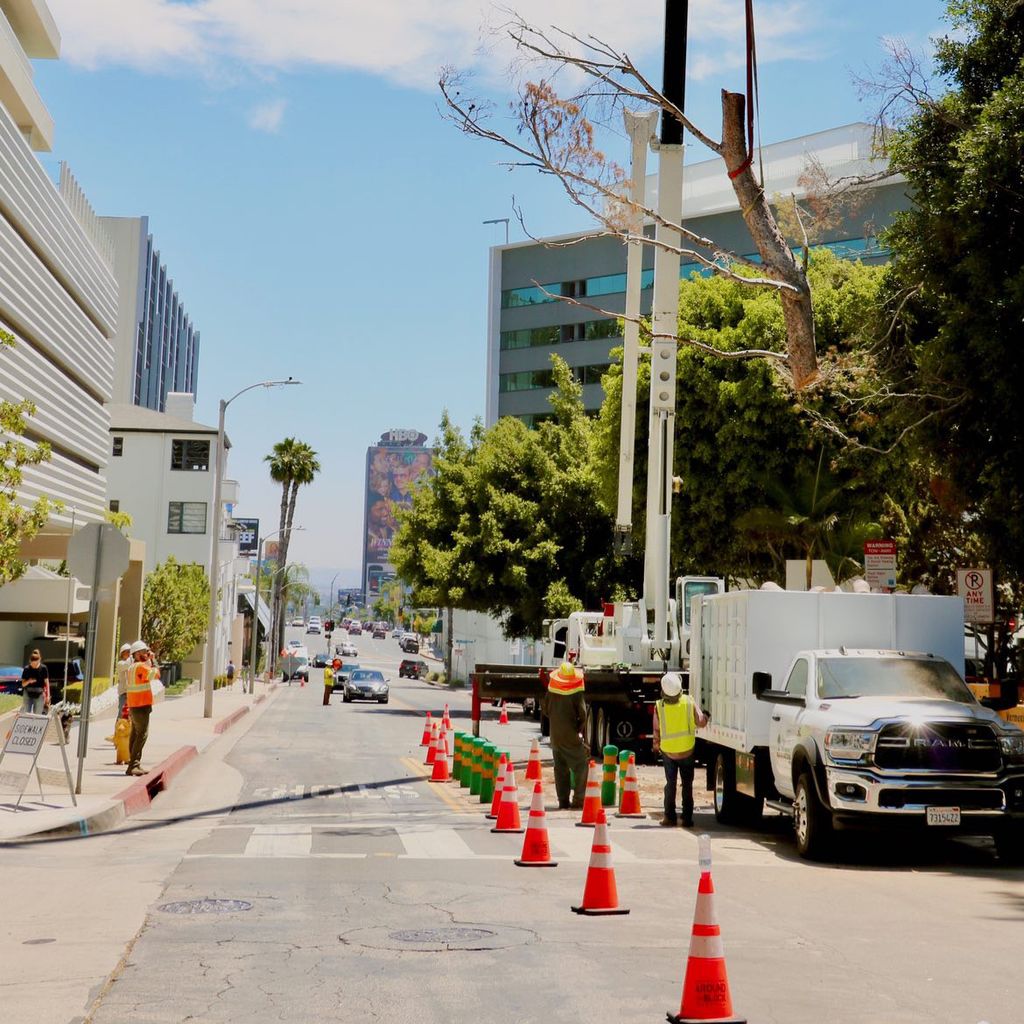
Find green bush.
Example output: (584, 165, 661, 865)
(64, 675, 112, 705)
(0, 694, 21, 715)
(212, 674, 231, 691)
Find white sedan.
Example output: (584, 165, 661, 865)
(336, 641, 358, 657)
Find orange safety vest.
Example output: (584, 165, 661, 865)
(126, 661, 154, 708)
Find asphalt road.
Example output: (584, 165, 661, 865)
(27, 627, 1024, 1023)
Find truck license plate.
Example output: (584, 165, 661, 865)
(926, 807, 961, 826)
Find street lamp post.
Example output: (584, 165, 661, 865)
(204, 378, 300, 718)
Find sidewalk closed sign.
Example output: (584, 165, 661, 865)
(3, 713, 48, 758)
(864, 540, 897, 591)
(957, 569, 994, 624)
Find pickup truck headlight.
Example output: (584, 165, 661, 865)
(825, 728, 877, 762)
(999, 732, 1024, 764)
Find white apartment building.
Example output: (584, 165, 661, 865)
(105, 394, 243, 677)
(0, 0, 143, 674)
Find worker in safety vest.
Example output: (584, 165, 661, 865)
(125, 639, 158, 777)
(323, 663, 334, 706)
(653, 671, 707, 827)
(541, 662, 590, 810)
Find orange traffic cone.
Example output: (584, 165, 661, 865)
(424, 721, 438, 766)
(515, 781, 558, 867)
(488, 754, 507, 819)
(498, 700, 509, 725)
(668, 849, 745, 1023)
(430, 730, 451, 782)
(571, 808, 629, 915)
(615, 753, 645, 818)
(524, 737, 542, 781)
(442, 703, 452, 731)
(420, 712, 434, 747)
(490, 762, 525, 833)
(576, 760, 603, 828)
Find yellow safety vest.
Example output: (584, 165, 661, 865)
(657, 697, 695, 756)
(324, 667, 334, 686)
(126, 662, 154, 708)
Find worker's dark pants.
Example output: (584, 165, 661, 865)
(128, 706, 151, 772)
(323, 684, 333, 706)
(663, 754, 695, 824)
(552, 740, 590, 808)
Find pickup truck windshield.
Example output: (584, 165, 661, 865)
(817, 657, 974, 702)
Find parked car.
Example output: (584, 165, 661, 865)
(399, 635, 420, 654)
(341, 668, 390, 704)
(290, 617, 304, 627)
(399, 659, 428, 680)
(0, 664, 23, 695)
(336, 641, 358, 658)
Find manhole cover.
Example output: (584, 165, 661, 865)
(390, 927, 496, 943)
(341, 924, 535, 952)
(157, 899, 253, 915)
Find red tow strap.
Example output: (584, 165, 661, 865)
(727, 0, 758, 180)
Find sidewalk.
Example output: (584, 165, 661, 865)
(0, 680, 278, 842)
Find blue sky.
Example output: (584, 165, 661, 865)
(35, 0, 949, 584)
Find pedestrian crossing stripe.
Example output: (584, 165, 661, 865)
(247, 784, 421, 801)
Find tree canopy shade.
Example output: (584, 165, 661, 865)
(0, 329, 54, 585)
(141, 557, 210, 664)
(882, 0, 1024, 589)
(391, 361, 619, 639)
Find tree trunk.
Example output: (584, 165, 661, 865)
(276, 480, 300, 655)
(720, 90, 818, 389)
(445, 606, 454, 685)
(269, 481, 290, 673)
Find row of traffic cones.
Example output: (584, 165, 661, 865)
(414, 709, 744, 1023)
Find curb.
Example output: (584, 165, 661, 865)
(114, 745, 199, 816)
(213, 706, 250, 734)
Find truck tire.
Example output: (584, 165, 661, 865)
(993, 826, 1024, 865)
(794, 771, 833, 860)
(712, 751, 742, 824)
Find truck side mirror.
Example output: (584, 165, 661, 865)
(752, 671, 772, 697)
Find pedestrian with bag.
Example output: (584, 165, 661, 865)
(541, 662, 590, 810)
(20, 649, 48, 715)
(125, 640, 158, 777)
(653, 671, 707, 827)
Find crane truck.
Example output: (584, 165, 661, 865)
(472, 1, 720, 757)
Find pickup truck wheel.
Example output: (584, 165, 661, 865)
(713, 751, 741, 824)
(794, 772, 833, 860)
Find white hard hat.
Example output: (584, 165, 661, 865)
(129, 640, 150, 655)
(120, 643, 131, 654)
(661, 672, 683, 697)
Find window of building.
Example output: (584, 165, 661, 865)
(167, 501, 207, 534)
(501, 282, 561, 308)
(583, 319, 623, 340)
(171, 438, 210, 471)
(500, 325, 562, 350)
(111, 436, 123, 457)
(108, 500, 120, 513)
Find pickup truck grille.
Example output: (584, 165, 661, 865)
(874, 722, 1001, 773)
(878, 789, 1004, 810)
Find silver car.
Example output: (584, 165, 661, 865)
(342, 669, 390, 704)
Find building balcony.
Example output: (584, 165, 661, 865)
(0, 3, 55, 151)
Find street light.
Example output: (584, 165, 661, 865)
(204, 378, 301, 718)
(248, 527, 303, 693)
(483, 217, 510, 244)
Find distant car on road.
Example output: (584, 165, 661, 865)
(341, 669, 390, 704)
(288, 639, 302, 649)
(306, 622, 321, 634)
(399, 659, 428, 680)
(372, 627, 387, 640)
(348, 623, 362, 635)
(0, 665, 23, 695)
(336, 641, 358, 658)
(399, 635, 420, 654)
(290, 617, 304, 627)
(312, 653, 328, 668)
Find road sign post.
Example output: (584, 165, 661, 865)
(863, 540, 897, 592)
(66, 523, 131, 794)
(957, 568, 994, 625)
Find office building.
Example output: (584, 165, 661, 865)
(101, 215, 200, 412)
(486, 123, 908, 426)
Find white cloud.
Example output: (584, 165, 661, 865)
(247, 98, 287, 133)
(48, 0, 821, 89)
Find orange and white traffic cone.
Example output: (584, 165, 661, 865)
(442, 703, 452, 732)
(571, 808, 629, 915)
(515, 781, 558, 867)
(424, 721, 438, 766)
(430, 730, 451, 782)
(576, 760, 603, 828)
(615, 753, 645, 818)
(420, 712, 434, 747)
(668, 837, 745, 1023)
(498, 700, 509, 725)
(524, 737, 542, 782)
(490, 762, 525, 833)
(488, 754, 508, 819)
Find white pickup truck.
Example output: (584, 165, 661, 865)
(689, 588, 1024, 860)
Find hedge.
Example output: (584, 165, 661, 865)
(64, 676, 112, 705)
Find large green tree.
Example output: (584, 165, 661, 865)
(141, 557, 210, 664)
(0, 329, 54, 584)
(264, 438, 320, 660)
(882, 0, 1024, 591)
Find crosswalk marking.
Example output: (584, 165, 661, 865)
(397, 828, 476, 859)
(245, 827, 312, 858)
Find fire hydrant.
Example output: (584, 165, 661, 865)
(322, 666, 334, 706)
(113, 714, 131, 765)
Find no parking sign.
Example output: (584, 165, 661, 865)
(957, 568, 994, 624)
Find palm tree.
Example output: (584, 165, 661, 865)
(265, 439, 321, 662)
(735, 449, 880, 590)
